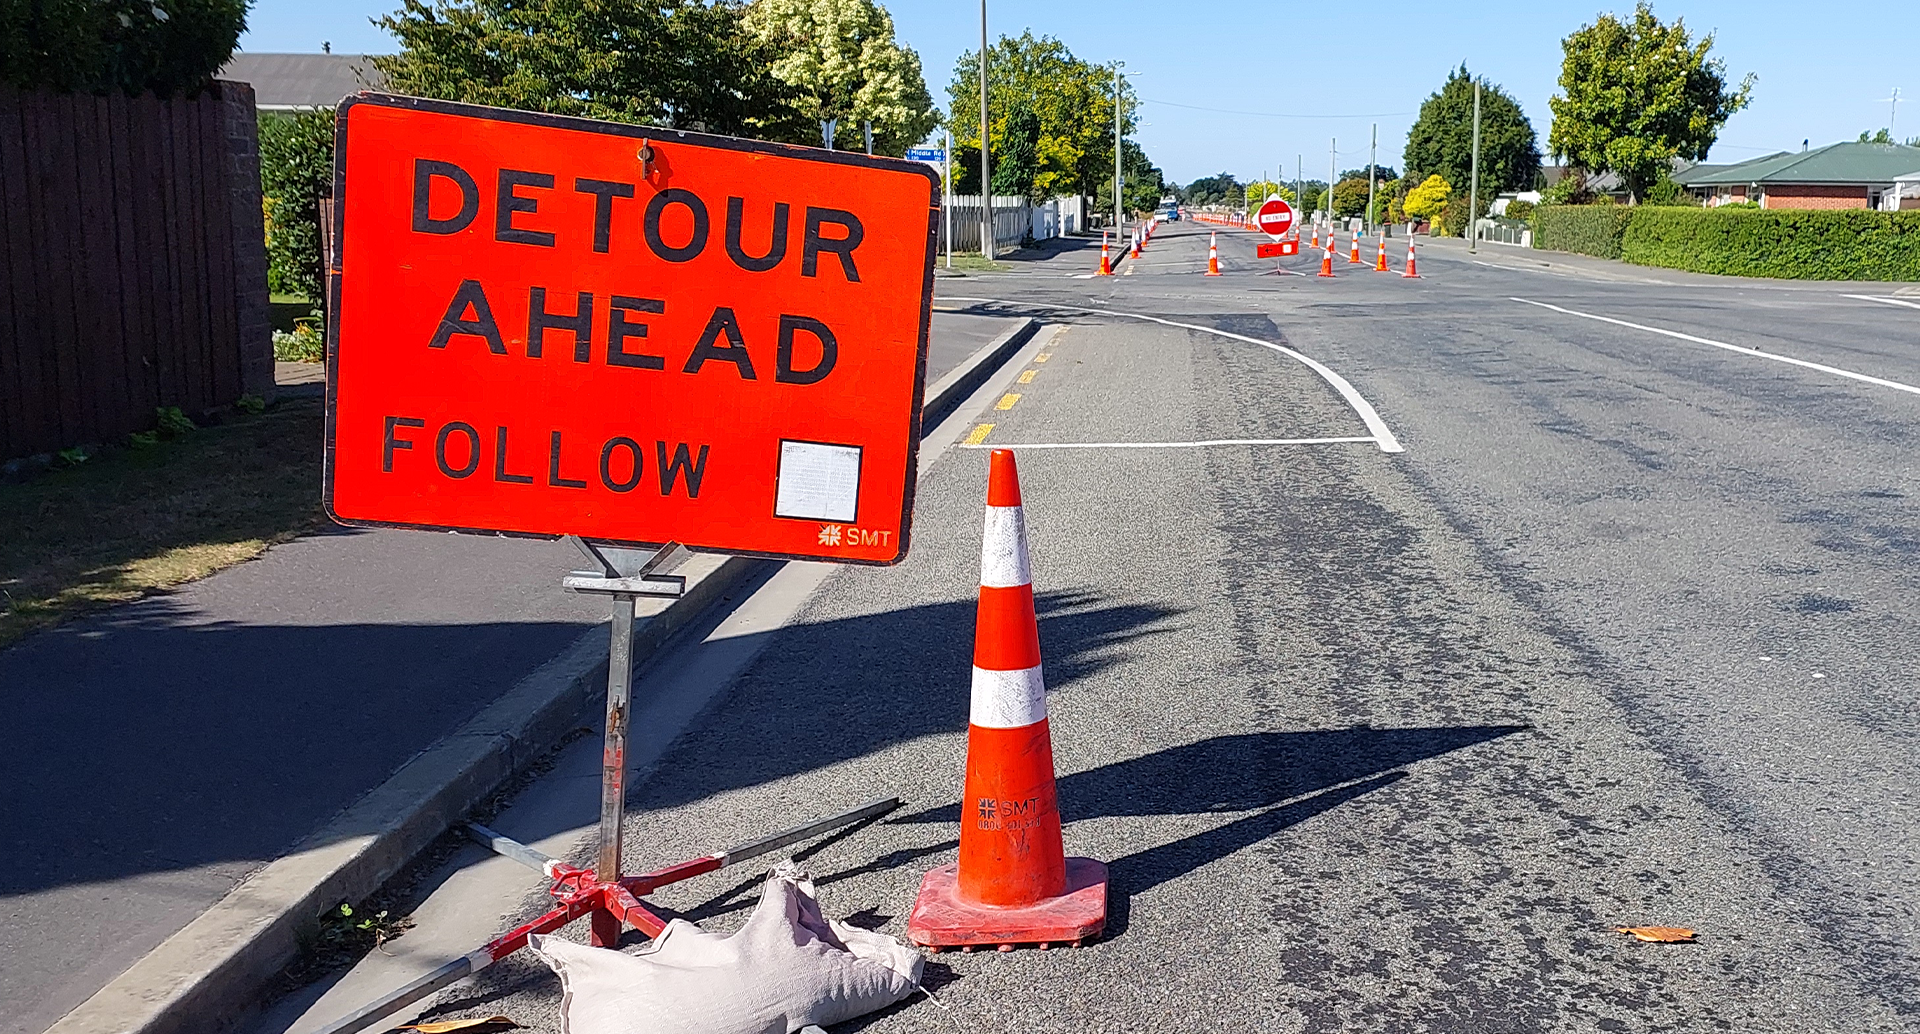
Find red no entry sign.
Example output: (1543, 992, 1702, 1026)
(324, 94, 939, 564)
(1255, 198, 1295, 240)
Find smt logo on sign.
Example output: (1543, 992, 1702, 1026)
(324, 94, 939, 564)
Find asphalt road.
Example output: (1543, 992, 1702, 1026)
(294, 225, 1920, 1031)
(0, 313, 1017, 1034)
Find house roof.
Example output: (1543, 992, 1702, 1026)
(216, 53, 386, 110)
(1681, 142, 1920, 186)
(1669, 157, 1785, 186)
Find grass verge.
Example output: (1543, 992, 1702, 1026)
(939, 252, 1013, 273)
(0, 398, 326, 648)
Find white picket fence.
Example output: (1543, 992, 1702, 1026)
(939, 195, 1085, 253)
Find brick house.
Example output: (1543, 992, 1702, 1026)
(1673, 142, 1920, 210)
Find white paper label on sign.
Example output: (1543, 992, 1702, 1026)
(775, 440, 863, 523)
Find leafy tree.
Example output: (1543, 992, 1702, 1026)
(1548, 2, 1754, 202)
(1340, 165, 1398, 182)
(1403, 174, 1451, 225)
(743, 0, 938, 153)
(1405, 64, 1540, 215)
(1244, 180, 1295, 205)
(259, 109, 336, 300)
(1370, 177, 1402, 224)
(376, 0, 792, 136)
(991, 101, 1041, 199)
(1095, 138, 1164, 215)
(1331, 177, 1370, 218)
(0, 0, 246, 95)
(1179, 172, 1242, 206)
(948, 31, 1130, 198)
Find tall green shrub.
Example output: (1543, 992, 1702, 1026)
(259, 109, 334, 300)
(0, 0, 246, 95)
(1622, 208, 1920, 281)
(1532, 204, 1635, 258)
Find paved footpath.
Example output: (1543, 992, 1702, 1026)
(0, 311, 1023, 1034)
(269, 222, 1920, 1034)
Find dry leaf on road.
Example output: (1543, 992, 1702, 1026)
(1615, 926, 1696, 943)
(398, 1018, 517, 1033)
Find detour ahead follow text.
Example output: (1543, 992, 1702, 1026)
(327, 100, 936, 562)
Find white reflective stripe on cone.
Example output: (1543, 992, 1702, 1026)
(970, 665, 1047, 728)
(980, 505, 1031, 589)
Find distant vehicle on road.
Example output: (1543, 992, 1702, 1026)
(1157, 200, 1180, 221)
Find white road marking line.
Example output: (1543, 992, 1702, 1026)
(1844, 294, 1920, 311)
(1513, 297, 1920, 398)
(961, 437, 1376, 450)
(941, 297, 1404, 453)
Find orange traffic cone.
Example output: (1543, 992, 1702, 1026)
(1402, 233, 1421, 278)
(1349, 226, 1362, 263)
(1096, 230, 1112, 275)
(1317, 233, 1336, 278)
(1374, 232, 1389, 272)
(1205, 232, 1221, 276)
(907, 451, 1109, 952)
(1129, 230, 1140, 260)
(1310, 222, 1319, 250)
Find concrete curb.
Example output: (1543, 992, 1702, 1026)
(47, 314, 1037, 1034)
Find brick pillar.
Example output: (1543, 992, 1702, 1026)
(217, 80, 274, 402)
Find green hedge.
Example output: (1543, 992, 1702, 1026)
(1622, 208, 1920, 281)
(1531, 204, 1634, 259)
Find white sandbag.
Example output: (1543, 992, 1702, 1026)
(529, 861, 923, 1034)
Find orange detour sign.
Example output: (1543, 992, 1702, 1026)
(324, 94, 938, 564)
(907, 450, 1108, 951)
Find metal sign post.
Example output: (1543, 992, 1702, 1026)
(313, 93, 938, 1034)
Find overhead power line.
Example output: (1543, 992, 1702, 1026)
(1143, 98, 1417, 119)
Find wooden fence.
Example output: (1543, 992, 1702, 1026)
(0, 81, 271, 463)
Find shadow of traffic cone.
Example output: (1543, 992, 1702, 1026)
(907, 450, 1108, 953)
(1374, 232, 1389, 272)
(1317, 234, 1336, 278)
(1402, 234, 1421, 279)
(1097, 230, 1112, 275)
(1205, 232, 1222, 276)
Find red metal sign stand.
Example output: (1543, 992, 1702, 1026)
(310, 539, 900, 1034)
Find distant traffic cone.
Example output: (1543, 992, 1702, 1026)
(906, 450, 1109, 951)
(1129, 230, 1141, 260)
(1310, 222, 1319, 250)
(1402, 233, 1421, 278)
(1374, 232, 1389, 272)
(1205, 232, 1222, 276)
(1349, 226, 1362, 263)
(1097, 230, 1112, 275)
(1317, 234, 1336, 278)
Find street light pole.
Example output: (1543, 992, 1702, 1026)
(1113, 60, 1125, 237)
(1468, 78, 1482, 254)
(1367, 123, 1377, 236)
(979, 0, 992, 261)
(1328, 137, 1336, 230)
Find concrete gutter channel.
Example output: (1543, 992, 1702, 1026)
(48, 316, 1039, 1034)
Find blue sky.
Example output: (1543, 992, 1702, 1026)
(240, 1, 1914, 186)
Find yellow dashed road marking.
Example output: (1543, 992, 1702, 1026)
(963, 423, 995, 445)
(1033, 353, 1052, 363)
(1017, 369, 1037, 384)
(996, 393, 1021, 410)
